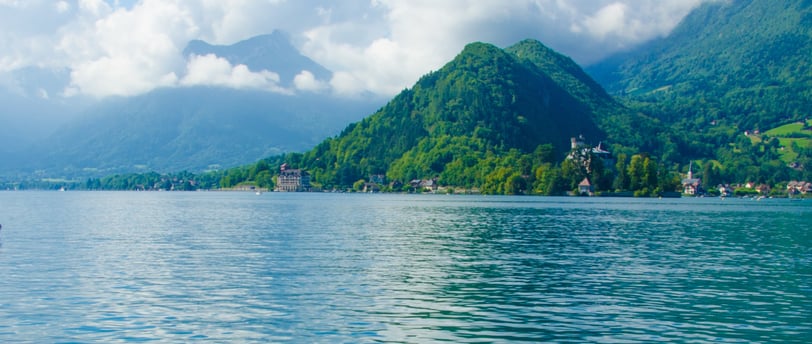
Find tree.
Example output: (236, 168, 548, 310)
(702, 161, 720, 188)
(627, 154, 645, 191)
(643, 157, 658, 191)
(505, 173, 527, 195)
(352, 179, 367, 192)
(613, 153, 629, 191)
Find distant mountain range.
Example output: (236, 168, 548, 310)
(2, 31, 383, 178)
(588, 0, 812, 132)
(183, 31, 332, 87)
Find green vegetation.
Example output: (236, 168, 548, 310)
(591, 0, 812, 133)
(748, 120, 812, 163)
(584, 0, 812, 188)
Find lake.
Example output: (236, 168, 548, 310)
(0, 192, 810, 342)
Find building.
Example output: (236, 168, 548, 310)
(569, 136, 612, 158)
(787, 181, 811, 195)
(409, 178, 438, 192)
(275, 163, 310, 192)
(578, 178, 594, 196)
(682, 162, 702, 195)
(718, 184, 733, 197)
(369, 174, 386, 185)
(362, 182, 381, 193)
(568, 135, 613, 174)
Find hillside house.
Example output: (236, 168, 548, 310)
(567, 135, 614, 175)
(275, 163, 310, 192)
(568, 136, 612, 158)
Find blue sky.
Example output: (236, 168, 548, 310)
(0, 0, 712, 99)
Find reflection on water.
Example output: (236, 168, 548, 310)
(0, 192, 810, 342)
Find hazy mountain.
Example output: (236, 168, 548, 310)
(183, 31, 331, 87)
(3, 33, 383, 178)
(0, 67, 88, 154)
(588, 0, 812, 131)
(20, 88, 376, 176)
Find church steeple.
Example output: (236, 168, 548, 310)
(687, 161, 693, 180)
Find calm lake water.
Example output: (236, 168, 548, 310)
(0, 192, 810, 343)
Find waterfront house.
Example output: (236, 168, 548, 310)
(369, 174, 386, 185)
(682, 163, 702, 195)
(578, 178, 594, 196)
(420, 178, 439, 192)
(362, 182, 381, 193)
(787, 181, 811, 195)
(718, 184, 733, 197)
(275, 163, 310, 192)
(756, 184, 771, 195)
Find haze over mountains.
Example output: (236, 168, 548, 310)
(1, 31, 384, 178)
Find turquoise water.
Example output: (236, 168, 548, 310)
(0, 192, 810, 342)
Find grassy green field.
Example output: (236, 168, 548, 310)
(748, 120, 811, 163)
(765, 120, 812, 137)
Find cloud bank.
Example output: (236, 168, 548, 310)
(0, 0, 711, 98)
(180, 54, 287, 93)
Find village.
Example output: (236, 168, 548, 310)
(270, 138, 811, 198)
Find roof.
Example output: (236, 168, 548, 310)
(682, 178, 701, 185)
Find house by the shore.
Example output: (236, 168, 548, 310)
(275, 163, 310, 192)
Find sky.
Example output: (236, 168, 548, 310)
(0, 0, 712, 100)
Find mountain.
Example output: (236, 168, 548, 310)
(275, 40, 647, 189)
(183, 31, 331, 87)
(22, 87, 377, 177)
(588, 0, 812, 132)
(505, 40, 661, 154)
(0, 67, 89, 154)
(3, 33, 383, 178)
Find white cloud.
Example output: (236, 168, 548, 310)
(578, 0, 706, 48)
(300, 0, 711, 97)
(77, 0, 111, 16)
(583, 2, 630, 40)
(55, 0, 197, 97)
(293, 70, 328, 92)
(0, 0, 713, 99)
(55, 1, 70, 13)
(181, 54, 288, 93)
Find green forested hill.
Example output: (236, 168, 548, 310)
(507, 40, 661, 155)
(589, 0, 812, 133)
(271, 40, 647, 190)
(584, 0, 812, 185)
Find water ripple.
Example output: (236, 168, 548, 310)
(0, 193, 810, 342)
